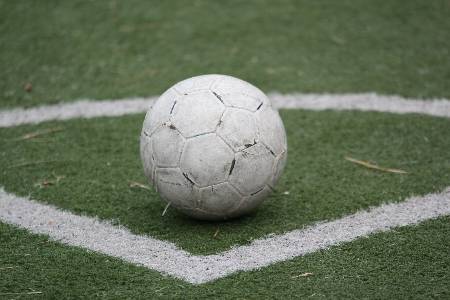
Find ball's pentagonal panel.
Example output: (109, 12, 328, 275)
(219, 94, 263, 112)
(229, 143, 275, 195)
(180, 134, 234, 187)
(270, 150, 287, 187)
(142, 88, 179, 136)
(256, 107, 287, 156)
(141, 74, 287, 220)
(154, 168, 197, 210)
(171, 91, 225, 138)
(216, 108, 258, 151)
(140, 134, 155, 183)
(234, 186, 271, 216)
(151, 125, 185, 167)
(172, 74, 222, 94)
(198, 183, 241, 219)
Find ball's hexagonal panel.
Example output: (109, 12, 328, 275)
(270, 150, 287, 187)
(256, 107, 287, 156)
(142, 88, 179, 136)
(154, 168, 197, 210)
(233, 185, 271, 216)
(140, 134, 155, 184)
(220, 94, 263, 112)
(211, 75, 269, 104)
(171, 91, 225, 138)
(180, 133, 234, 187)
(198, 182, 242, 217)
(229, 143, 275, 195)
(151, 125, 185, 167)
(172, 74, 222, 94)
(216, 108, 258, 151)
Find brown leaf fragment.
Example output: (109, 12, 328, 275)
(24, 82, 32, 92)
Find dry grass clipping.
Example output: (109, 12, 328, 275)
(345, 157, 408, 174)
(16, 127, 64, 141)
(292, 272, 314, 278)
(8, 160, 69, 169)
(213, 227, 220, 239)
(128, 181, 152, 191)
(162, 202, 171, 216)
(34, 173, 65, 188)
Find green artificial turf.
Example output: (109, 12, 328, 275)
(1, 0, 450, 109)
(1, 216, 449, 299)
(1, 1, 450, 297)
(1, 110, 449, 254)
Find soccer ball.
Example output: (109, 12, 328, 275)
(140, 75, 287, 220)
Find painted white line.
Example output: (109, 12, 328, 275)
(270, 93, 450, 117)
(0, 97, 156, 128)
(1, 93, 449, 128)
(1, 187, 449, 284)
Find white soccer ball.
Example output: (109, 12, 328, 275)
(140, 74, 287, 220)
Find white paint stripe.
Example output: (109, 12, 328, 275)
(270, 93, 450, 117)
(1, 187, 449, 284)
(1, 93, 449, 128)
(0, 97, 156, 128)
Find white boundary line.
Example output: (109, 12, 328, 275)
(1, 93, 449, 128)
(0, 97, 156, 128)
(1, 93, 450, 283)
(1, 187, 449, 284)
(270, 93, 450, 117)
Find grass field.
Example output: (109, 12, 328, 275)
(1, 0, 450, 299)
(1, 0, 450, 109)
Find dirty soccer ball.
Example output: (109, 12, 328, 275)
(140, 74, 287, 220)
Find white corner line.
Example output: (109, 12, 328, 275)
(1, 93, 450, 128)
(1, 187, 449, 284)
(270, 93, 450, 117)
(0, 97, 157, 128)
